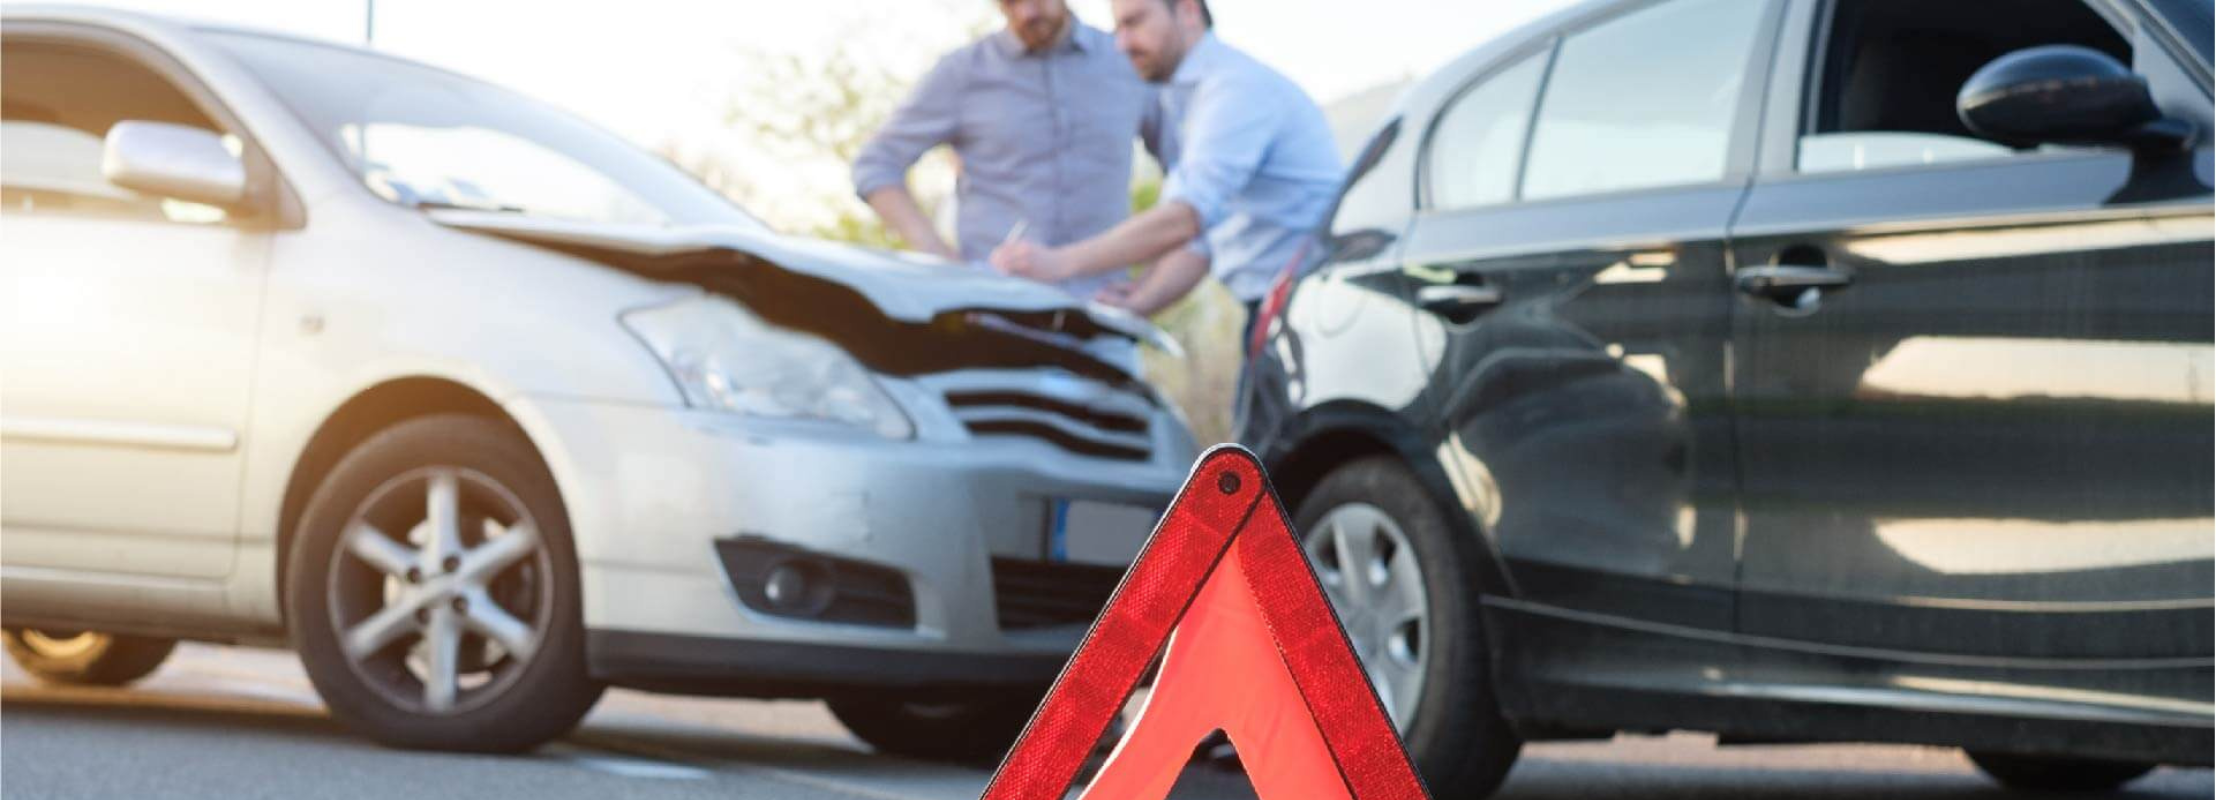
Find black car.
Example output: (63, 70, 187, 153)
(1239, 0, 2213, 795)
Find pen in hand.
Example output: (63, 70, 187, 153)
(991, 219, 1031, 276)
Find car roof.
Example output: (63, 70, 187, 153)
(2, 4, 402, 63)
(3, 3, 222, 38)
(5, 5, 544, 106)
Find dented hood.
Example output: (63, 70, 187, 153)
(428, 209, 1178, 354)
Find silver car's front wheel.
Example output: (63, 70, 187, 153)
(1305, 502, 1431, 731)
(288, 414, 602, 752)
(328, 466, 552, 715)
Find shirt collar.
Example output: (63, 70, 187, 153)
(1168, 32, 1223, 86)
(993, 18, 1089, 58)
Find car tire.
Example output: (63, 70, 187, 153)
(1295, 456, 1522, 799)
(1966, 750, 2156, 793)
(830, 694, 1040, 765)
(1, 629, 176, 687)
(287, 413, 604, 752)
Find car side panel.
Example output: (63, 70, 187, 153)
(224, 208, 690, 624)
(1723, 0, 2214, 742)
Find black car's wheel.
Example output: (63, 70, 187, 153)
(1, 629, 175, 687)
(1966, 750, 2156, 793)
(287, 414, 604, 752)
(830, 695, 1039, 765)
(1295, 456, 1522, 799)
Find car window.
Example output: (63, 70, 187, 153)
(1798, 0, 2130, 174)
(1519, 0, 1765, 202)
(1426, 51, 1546, 211)
(2143, 0, 2212, 66)
(0, 42, 231, 224)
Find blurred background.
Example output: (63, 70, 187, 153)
(15, 0, 1577, 444)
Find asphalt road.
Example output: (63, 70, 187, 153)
(2, 644, 2208, 799)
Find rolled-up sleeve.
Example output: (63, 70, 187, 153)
(853, 53, 965, 200)
(1158, 80, 1274, 229)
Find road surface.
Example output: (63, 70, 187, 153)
(3, 644, 2207, 799)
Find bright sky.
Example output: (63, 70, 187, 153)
(18, 0, 1579, 224)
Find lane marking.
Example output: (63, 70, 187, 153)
(545, 743, 711, 781)
(578, 735, 976, 799)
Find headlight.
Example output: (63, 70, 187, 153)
(622, 295, 913, 439)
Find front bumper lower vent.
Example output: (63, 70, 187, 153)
(990, 557, 1126, 630)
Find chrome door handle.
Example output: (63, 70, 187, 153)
(1417, 284, 1504, 322)
(1736, 265, 1852, 315)
(1735, 265, 1852, 294)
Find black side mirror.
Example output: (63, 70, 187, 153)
(1957, 45, 2193, 152)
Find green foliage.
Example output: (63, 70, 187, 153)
(1129, 176, 1161, 214)
(813, 208, 905, 250)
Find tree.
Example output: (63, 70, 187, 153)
(660, 10, 984, 247)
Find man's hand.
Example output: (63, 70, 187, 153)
(1103, 247, 1210, 317)
(990, 240, 1074, 283)
(1093, 281, 1136, 309)
(1013, 201, 1204, 283)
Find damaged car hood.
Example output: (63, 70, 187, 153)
(428, 209, 1179, 356)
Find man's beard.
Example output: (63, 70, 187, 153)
(1133, 44, 1180, 82)
(1019, 16, 1064, 51)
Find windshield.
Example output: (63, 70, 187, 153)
(206, 31, 767, 230)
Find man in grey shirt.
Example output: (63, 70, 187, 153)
(853, 0, 1170, 302)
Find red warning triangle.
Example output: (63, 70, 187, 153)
(980, 446, 1430, 800)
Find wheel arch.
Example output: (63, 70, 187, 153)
(1259, 401, 1516, 600)
(273, 376, 541, 621)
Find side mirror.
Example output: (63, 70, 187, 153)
(101, 120, 246, 208)
(1957, 45, 2191, 152)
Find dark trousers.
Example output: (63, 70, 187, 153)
(1233, 298, 1263, 431)
(1239, 298, 1263, 353)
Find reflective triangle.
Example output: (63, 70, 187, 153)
(980, 446, 1429, 800)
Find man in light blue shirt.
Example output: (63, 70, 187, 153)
(853, 0, 1176, 302)
(991, 0, 1342, 339)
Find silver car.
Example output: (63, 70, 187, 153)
(0, 7, 1196, 760)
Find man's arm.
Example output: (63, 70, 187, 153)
(1100, 244, 1211, 317)
(1059, 200, 1203, 278)
(852, 53, 964, 258)
(989, 199, 1201, 282)
(864, 186, 956, 259)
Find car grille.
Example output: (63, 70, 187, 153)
(990, 558, 1127, 630)
(943, 386, 1154, 462)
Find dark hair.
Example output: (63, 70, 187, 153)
(1159, 0, 1213, 28)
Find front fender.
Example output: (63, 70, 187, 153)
(1258, 401, 1517, 601)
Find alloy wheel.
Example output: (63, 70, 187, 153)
(19, 629, 101, 660)
(325, 466, 553, 715)
(1304, 502, 1431, 731)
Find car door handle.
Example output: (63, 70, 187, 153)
(1735, 265, 1852, 294)
(1417, 284, 1504, 322)
(1736, 265, 1852, 314)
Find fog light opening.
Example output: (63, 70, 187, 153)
(762, 557, 835, 617)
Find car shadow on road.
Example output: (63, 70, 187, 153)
(7, 686, 2203, 800)
(1497, 752, 2205, 800)
(0, 684, 337, 732)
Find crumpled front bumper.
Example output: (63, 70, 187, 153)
(519, 393, 1193, 695)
